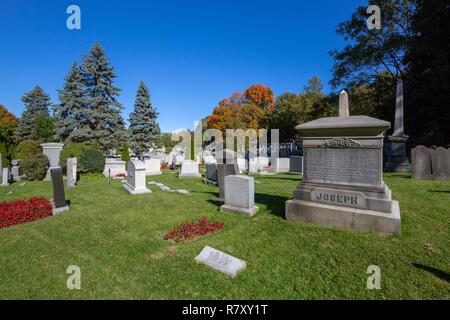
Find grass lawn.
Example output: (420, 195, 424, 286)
(0, 170, 448, 299)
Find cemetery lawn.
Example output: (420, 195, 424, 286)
(0, 171, 448, 300)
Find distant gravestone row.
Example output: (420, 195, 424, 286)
(412, 146, 450, 180)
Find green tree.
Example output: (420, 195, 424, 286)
(119, 142, 131, 163)
(56, 61, 91, 143)
(16, 86, 52, 142)
(32, 113, 56, 142)
(267, 93, 304, 142)
(129, 81, 160, 159)
(82, 42, 126, 154)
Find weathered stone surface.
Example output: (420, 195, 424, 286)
(195, 246, 246, 278)
(289, 156, 303, 174)
(66, 158, 77, 188)
(273, 158, 290, 173)
(123, 160, 151, 195)
(237, 158, 247, 173)
(411, 145, 432, 180)
(179, 160, 201, 178)
(103, 158, 126, 177)
(286, 96, 400, 235)
(248, 158, 258, 174)
(339, 90, 349, 117)
(432, 147, 450, 180)
(217, 163, 239, 201)
(144, 159, 162, 176)
(1, 168, 9, 186)
(50, 167, 69, 215)
(220, 175, 259, 216)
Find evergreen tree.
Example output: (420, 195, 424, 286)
(56, 61, 92, 143)
(129, 81, 160, 159)
(16, 86, 52, 142)
(81, 42, 125, 154)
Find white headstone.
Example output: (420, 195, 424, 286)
(195, 246, 246, 278)
(237, 158, 247, 173)
(144, 159, 162, 176)
(41, 143, 64, 180)
(248, 158, 258, 174)
(1, 167, 9, 186)
(66, 158, 77, 188)
(274, 158, 290, 173)
(179, 160, 201, 178)
(220, 175, 259, 216)
(123, 160, 151, 195)
(257, 157, 269, 171)
(103, 158, 126, 177)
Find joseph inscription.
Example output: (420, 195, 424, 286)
(304, 148, 381, 186)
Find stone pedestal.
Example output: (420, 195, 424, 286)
(123, 160, 151, 195)
(385, 136, 411, 172)
(41, 143, 64, 180)
(285, 91, 401, 235)
(179, 160, 201, 178)
(220, 175, 259, 216)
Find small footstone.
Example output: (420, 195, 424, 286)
(194, 246, 246, 278)
(177, 189, 189, 194)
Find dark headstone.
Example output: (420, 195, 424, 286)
(411, 146, 432, 180)
(50, 168, 68, 210)
(217, 163, 239, 201)
(204, 163, 218, 185)
(431, 147, 450, 180)
(289, 156, 303, 174)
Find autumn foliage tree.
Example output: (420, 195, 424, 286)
(244, 85, 274, 108)
(0, 104, 18, 143)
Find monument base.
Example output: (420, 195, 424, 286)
(385, 160, 411, 173)
(285, 199, 400, 235)
(385, 136, 410, 173)
(179, 173, 201, 178)
(52, 205, 70, 215)
(220, 204, 259, 217)
(203, 178, 218, 186)
(123, 183, 152, 195)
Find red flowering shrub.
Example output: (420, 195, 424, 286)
(164, 217, 224, 242)
(0, 197, 52, 229)
(115, 173, 126, 178)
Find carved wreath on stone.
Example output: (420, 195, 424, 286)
(322, 138, 361, 148)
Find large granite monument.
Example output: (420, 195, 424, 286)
(385, 78, 411, 173)
(285, 90, 401, 235)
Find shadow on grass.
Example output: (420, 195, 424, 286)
(255, 193, 289, 218)
(427, 190, 450, 194)
(412, 263, 450, 282)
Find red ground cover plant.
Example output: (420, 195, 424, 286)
(164, 216, 224, 242)
(0, 197, 53, 229)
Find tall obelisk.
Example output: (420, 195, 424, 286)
(385, 78, 411, 172)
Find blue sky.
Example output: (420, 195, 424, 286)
(0, 0, 366, 132)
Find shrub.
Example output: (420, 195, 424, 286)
(79, 172, 105, 180)
(21, 154, 50, 181)
(79, 149, 105, 174)
(164, 217, 224, 242)
(120, 142, 131, 163)
(59, 143, 95, 172)
(15, 140, 42, 159)
(0, 197, 52, 229)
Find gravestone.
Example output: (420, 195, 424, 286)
(257, 157, 269, 171)
(66, 158, 77, 188)
(50, 167, 70, 215)
(11, 160, 25, 182)
(1, 167, 9, 186)
(103, 158, 126, 177)
(237, 158, 247, 173)
(217, 163, 239, 201)
(204, 163, 218, 185)
(289, 156, 303, 174)
(285, 90, 401, 235)
(195, 246, 246, 278)
(179, 160, 201, 178)
(41, 143, 64, 180)
(411, 145, 432, 180)
(385, 79, 411, 172)
(431, 147, 450, 180)
(123, 160, 151, 194)
(144, 158, 162, 176)
(220, 175, 259, 216)
(273, 158, 290, 173)
(248, 158, 257, 174)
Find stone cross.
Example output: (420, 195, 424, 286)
(339, 90, 349, 117)
(393, 78, 405, 136)
(50, 167, 69, 214)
